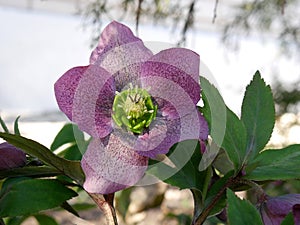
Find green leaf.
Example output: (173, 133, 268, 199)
(5, 216, 28, 225)
(227, 189, 263, 225)
(212, 148, 234, 175)
(60, 202, 80, 218)
(13, 116, 21, 136)
(0, 166, 60, 179)
(245, 144, 300, 181)
(147, 140, 206, 191)
(190, 188, 202, 222)
(222, 107, 247, 171)
(198, 140, 221, 172)
(0, 132, 84, 185)
(200, 77, 227, 169)
(59, 144, 84, 161)
(200, 77, 247, 172)
(0, 116, 9, 133)
(241, 71, 275, 161)
(281, 212, 294, 225)
(0, 179, 77, 217)
(0, 177, 31, 196)
(50, 123, 85, 152)
(115, 187, 133, 220)
(34, 214, 59, 225)
(166, 213, 192, 225)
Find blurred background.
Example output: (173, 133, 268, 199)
(0, 0, 299, 224)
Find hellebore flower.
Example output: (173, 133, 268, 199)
(0, 142, 26, 170)
(54, 21, 208, 194)
(260, 194, 300, 225)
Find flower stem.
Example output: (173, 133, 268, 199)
(193, 177, 233, 225)
(89, 193, 118, 225)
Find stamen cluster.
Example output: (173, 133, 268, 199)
(112, 85, 157, 134)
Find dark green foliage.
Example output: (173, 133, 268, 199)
(245, 144, 300, 181)
(0, 132, 84, 185)
(148, 140, 206, 191)
(227, 189, 263, 225)
(201, 77, 247, 172)
(0, 178, 77, 217)
(115, 187, 133, 220)
(34, 214, 59, 225)
(241, 71, 275, 161)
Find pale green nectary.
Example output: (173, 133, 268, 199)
(112, 85, 157, 134)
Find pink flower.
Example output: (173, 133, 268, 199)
(54, 21, 208, 194)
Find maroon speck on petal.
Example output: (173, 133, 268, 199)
(141, 48, 200, 105)
(90, 21, 152, 90)
(81, 135, 148, 194)
(141, 61, 200, 105)
(55, 65, 115, 138)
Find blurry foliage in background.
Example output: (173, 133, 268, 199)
(222, 0, 300, 57)
(273, 77, 300, 116)
(80, 0, 198, 46)
(80, 0, 300, 116)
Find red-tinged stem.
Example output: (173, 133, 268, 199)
(89, 193, 118, 225)
(194, 177, 234, 225)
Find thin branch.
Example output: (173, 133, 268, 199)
(136, 0, 144, 36)
(281, 0, 286, 14)
(194, 177, 234, 225)
(178, 0, 196, 45)
(212, 0, 219, 23)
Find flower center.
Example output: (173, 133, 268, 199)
(112, 86, 157, 134)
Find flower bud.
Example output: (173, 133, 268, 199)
(0, 142, 26, 170)
(260, 194, 300, 225)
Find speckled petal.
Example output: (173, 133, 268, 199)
(121, 74, 207, 158)
(149, 48, 199, 83)
(136, 118, 181, 158)
(0, 142, 26, 170)
(112, 63, 144, 91)
(136, 109, 208, 158)
(55, 65, 115, 138)
(141, 75, 198, 119)
(112, 118, 171, 158)
(54, 66, 86, 120)
(179, 110, 209, 142)
(141, 48, 200, 104)
(112, 106, 208, 158)
(90, 21, 152, 90)
(81, 135, 148, 194)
